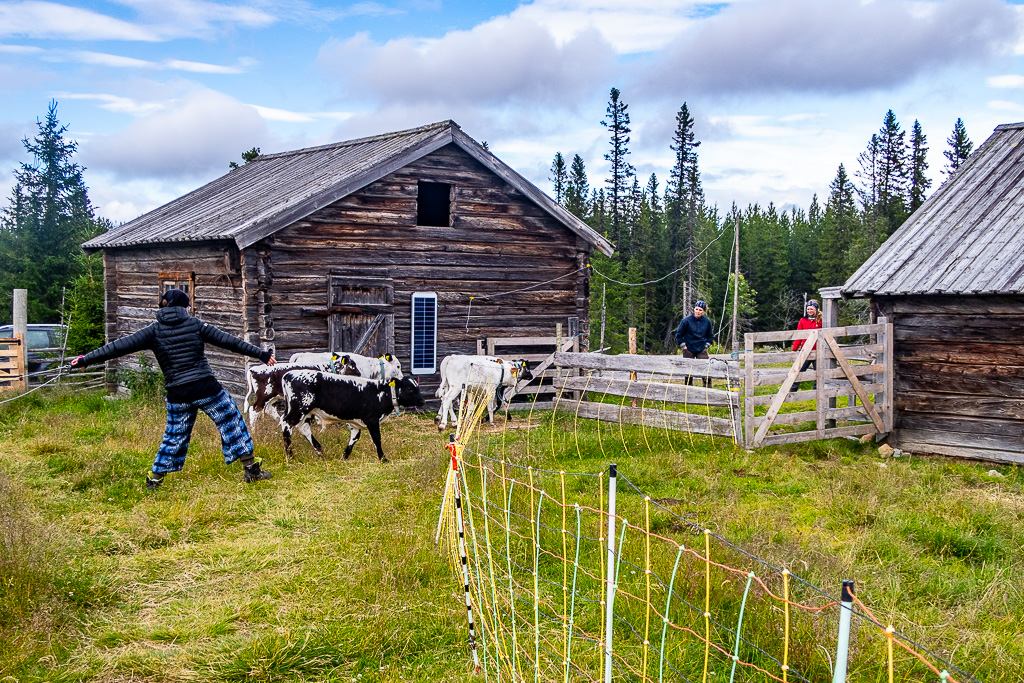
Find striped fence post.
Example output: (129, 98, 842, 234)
(449, 436, 481, 671)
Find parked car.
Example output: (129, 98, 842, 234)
(0, 323, 67, 376)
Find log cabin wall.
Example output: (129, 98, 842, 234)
(244, 143, 593, 400)
(875, 294, 1024, 464)
(104, 243, 249, 397)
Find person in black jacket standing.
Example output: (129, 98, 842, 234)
(674, 300, 715, 387)
(70, 289, 277, 489)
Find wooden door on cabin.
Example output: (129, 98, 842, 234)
(327, 270, 394, 357)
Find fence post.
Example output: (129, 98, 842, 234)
(628, 328, 637, 407)
(450, 437, 481, 672)
(13, 289, 27, 390)
(832, 580, 854, 683)
(603, 463, 618, 683)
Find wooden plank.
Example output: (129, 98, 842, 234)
(750, 383, 884, 406)
(891, 440, 1024, 465)
(753, 405, 873, 428)
(752, 331, 817, 446)
(551, 352, 738, 380)
(742, 344, 883, 366)
(895, 428, 1023, 453)
(896, 391, 1024, 420)
(746, 323, 885, 344)
(753, 364, 884, 386)
(516, 338, 577, 391)
(566, 401, 736, 438)
(883, 322, 894, 431)
(555, 375, 734, 407)
(758, 424, 875, 447)
(822, 332, 885, 433)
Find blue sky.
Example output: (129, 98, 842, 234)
(2, 0, 1023, 224)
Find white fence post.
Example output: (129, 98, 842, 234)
(603, 463, 618, 683)
(832, 580, 854, 683)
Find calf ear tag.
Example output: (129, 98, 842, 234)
(511, 368, 518, 376)
(389, 380, 396, 387)
(331, 353, 339, 361)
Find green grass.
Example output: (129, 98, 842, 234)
(0, 387, 1021, 681)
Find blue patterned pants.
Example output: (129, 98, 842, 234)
(153, 390, 254, 474)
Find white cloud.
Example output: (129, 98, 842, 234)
(250, 105, 353, 123)
(57, 50, 250, 73)
(986, 74, 1024, 88)
(54, 92, 167, 116)
(0, 43, 43, 54)
(0, 0, 274, 42)
(634, 0, 1019, 97)
(509, 0, 700, 54)
(0, 1, 159, 40)
(82, 88, 271, 179)
(987, 99, 1024, 112)
(319, 15, 614, 106)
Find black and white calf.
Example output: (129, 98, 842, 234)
(244, 355, 359, 425)
(435, 355, 534, 430)
(279, 370, 425, 462)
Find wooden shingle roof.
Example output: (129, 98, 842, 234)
(83, 120, 614, 256)
(842, 122, 1024, 297)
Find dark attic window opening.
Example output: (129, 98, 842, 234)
(417, 181, 451, 227)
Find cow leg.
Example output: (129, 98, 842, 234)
(366, 420, 387, 463)
(296, 420, 324, 458)
(343, 424, 361, 459)
(437, 385, 458, 430)
(282, 425, 294, 461)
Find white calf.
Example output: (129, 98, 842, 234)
(435, 355, 533, 430)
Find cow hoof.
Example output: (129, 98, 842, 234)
(380, 457, 390, 464)
(343, 448, 353, 459)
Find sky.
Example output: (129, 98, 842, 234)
(2, 0, 1024, 226)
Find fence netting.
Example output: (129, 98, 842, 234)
(436, 379, 976, 683)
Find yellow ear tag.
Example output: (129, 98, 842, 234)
(331, 354, 339, 361)
(511, 368, 518, 376)
(389, 380, 395, 387)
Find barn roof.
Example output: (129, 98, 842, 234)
(842, 122, 1024, 297)
(83, 120, 614, 256)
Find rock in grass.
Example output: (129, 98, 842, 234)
(878, 444, 895, 458)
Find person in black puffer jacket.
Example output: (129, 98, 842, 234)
(70, 289, 277, 490)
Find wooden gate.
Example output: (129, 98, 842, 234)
(327, 270, 394, 356)
(743, 321, 893, 448)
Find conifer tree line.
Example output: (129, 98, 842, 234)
(0, 101, 108, 353)
(551, 89, 975, 354)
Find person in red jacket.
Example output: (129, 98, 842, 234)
(791, 300, 822, 392)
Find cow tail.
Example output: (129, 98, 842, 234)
(244, 366, 257, 421)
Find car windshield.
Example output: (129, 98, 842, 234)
(26, 330, 51, 349)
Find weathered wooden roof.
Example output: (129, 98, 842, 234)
(83, 120, 614, 256)
(843, 122, 1024, 297)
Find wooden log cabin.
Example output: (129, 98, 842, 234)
(842, 122, 1024, 464)
(82, 120, 614, 402)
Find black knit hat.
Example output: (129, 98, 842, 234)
(161, 288, 190, 308)
(695, 300, 708, 311)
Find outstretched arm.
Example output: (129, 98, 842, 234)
(73, 325, 157, 368)
(200, 322, 273, 363)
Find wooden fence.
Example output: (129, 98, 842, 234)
(0, 337, 27, 391)
(743, 322, 893, 448)
(546, 352, 742, 439)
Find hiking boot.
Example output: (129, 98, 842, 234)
(145, 474, 164, 491)
(243, 459, 272, 483)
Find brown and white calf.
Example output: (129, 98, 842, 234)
(244, 355, 360, 425)
(279, 370, 425, 462)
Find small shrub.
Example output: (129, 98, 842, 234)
(117, 354, 164, 400)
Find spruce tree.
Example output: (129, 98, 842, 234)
(0, 101, 103, 323)
(549, 152, 567, 204)
(601, 88, 635, 248)
(816, 164, 860, 286)
(875, 110, 909, 234)
(943, 118, 973, 177)
(565, 155, 589, 220)
(664, 103, 702, 343)
(908, 119, 931, 212)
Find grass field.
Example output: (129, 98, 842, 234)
(0, 388, 1021, 682)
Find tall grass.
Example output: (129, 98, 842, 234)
(0, 388, 1020, 681)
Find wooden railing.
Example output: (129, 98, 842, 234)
(743, 322, 893, 448)
(547, 352, 742, 439)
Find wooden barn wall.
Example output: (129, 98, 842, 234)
(105, 244, 249, 397)
(875, 294, 1024, 464)
(243, 143, 593, 399)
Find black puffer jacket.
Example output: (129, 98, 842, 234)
(81, 307, 270, 389)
